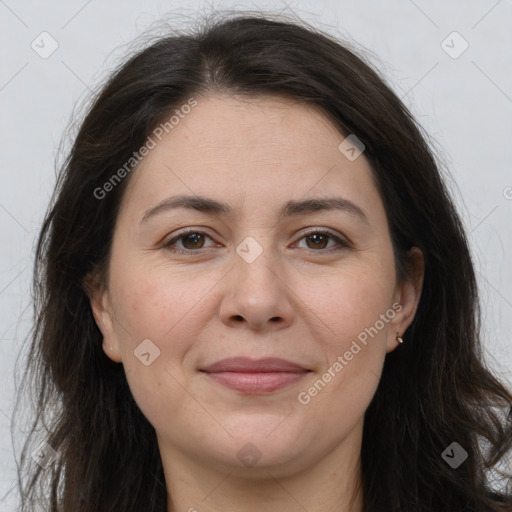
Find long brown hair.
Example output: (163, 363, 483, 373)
(14, 12, 512, 512)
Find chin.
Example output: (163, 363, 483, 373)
(199, 423, 312, 470)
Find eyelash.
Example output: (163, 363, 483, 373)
(162, 228, 350, 255)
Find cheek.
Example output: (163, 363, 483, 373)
(295, 258, 394, 412)
(110, 256, 219, 348)
(112, 260, 238, 411)
(304, 258, 396, 345)
(108, 256, 231, 415)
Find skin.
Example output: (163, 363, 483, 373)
(90, 94, 424, 512)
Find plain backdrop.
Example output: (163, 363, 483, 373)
(1, 0, 511, 508)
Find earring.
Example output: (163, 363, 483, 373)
(396, 333, 403, 344)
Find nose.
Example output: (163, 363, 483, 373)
(218, 243, 296, 332)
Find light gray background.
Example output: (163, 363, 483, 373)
(1, 0, 511, 508)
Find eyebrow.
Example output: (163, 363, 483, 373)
(141, 194, 369, 225)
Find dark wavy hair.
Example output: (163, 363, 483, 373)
(13, 11, 512, 512)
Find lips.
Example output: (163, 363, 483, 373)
(200, 357, 311, 394)
(200, 357, 310, 373)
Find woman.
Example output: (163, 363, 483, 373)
(15, 12, 512, 512)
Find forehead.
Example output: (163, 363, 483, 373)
(119, 94, 382, 221)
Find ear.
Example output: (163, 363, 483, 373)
(83, 273, 123, 363)
(386, 246, 424, 353)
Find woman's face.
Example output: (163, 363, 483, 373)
(91, 94, 422, 477)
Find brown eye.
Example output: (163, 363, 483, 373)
(180, 233, 206, 250)
(304, 232, 330, 250)
(295, 230, 348, 252)
(164, 231, 216, 253)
